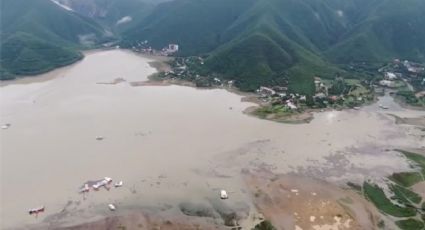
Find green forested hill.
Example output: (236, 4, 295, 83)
(120, 0, 425, 94)
(0, 0, 107, 79)
(1, 0, 424, 94)
(54, 0, 159, 32)
(327, 0, 425, 63)
(0, 33, 83, 78)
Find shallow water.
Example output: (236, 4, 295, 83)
(1, 50, 424, 229)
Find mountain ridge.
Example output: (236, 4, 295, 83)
(1, 0, 424, 94)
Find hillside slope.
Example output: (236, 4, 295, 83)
(0, 0, 107, 79)
(54, 0, 160, 32)
(122, 0, 351, 94)
(120, 0, 425, 93)
(327, 0, 425, 63)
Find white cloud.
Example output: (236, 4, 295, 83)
(116, 16, 132, 25)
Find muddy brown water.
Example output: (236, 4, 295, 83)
(1, 50, 424, 229)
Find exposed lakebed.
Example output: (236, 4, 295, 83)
(1, 50, 424, 229)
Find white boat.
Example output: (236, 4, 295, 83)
(1, 124, 11, 129)
(114, 181, 123, 187)
(220, 190, 228, 199)
(92, 177, 113, 190)
(108, 204, 116, 211)
(96, 136, 104, 140)
(92, 183, 101, 190)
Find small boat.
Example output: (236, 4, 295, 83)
(108, 204, 116, 211)
(92, 177, 113, 190)
(95, 136, 104, 140)
(104, 177, 113, 183)
(92, 183, 101, 190)
(114, 181, 123, 188)
(220, 190, 228, 199)
(29, 206, 45, 215)
(353, 107, 361, 110)
(1, 124, 11, 129)
(79, 184, 90, 193)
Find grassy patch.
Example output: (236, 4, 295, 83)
(390, 172, 423, 187)
(363, 182, 416, 217)
(398, 150, 425, 176)
(395, 218, 424, 230)
(253, 220, 277, 230)
(254, 105, 294, 119)
(390, 184, 422, 204)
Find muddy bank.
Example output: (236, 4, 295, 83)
(243, 170, 383, 230)
(26, 170, 387, 230)
(389, 114, 425, 127)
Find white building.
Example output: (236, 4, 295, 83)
(168, 44, 179, 52)
(379, 80, 395, 87)
(385, 72, 397, 80)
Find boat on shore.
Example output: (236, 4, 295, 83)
(28, 206, 45, 215)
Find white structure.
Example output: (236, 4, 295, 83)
(168, 44, 179, 52)
(385, 72, 397, 80)
(257, 86, 276, 96)
(92, 177, 113, 190)
(108, 204, 116, 211)
(220, 190, 228, 199)
(114, 181, 123, 188)
(379, 80, 395, 87)
(286, 100, 297, 110)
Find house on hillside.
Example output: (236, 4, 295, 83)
(257, 86, 276, 97)
(385, 72, 397, 80)
(379, 80, 395, 87)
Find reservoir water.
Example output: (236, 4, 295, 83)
(1, 50, 423, 229)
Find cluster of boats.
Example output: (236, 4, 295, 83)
(29, 177, 123, 216)
(29, 178, 228, 217)
(79, 177, 123, 193)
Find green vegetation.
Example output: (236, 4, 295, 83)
(390, 184, 422, 204)
(390, 172, 423, 187)
(253, 220, 277, 230)
(326, 0, 425, 63)
(396, 90, 425, 107)
(0, 0, 106, 78)
(2, 0, 425, 96)
(363, 182, 416, 217)
(120, 0, 425, 94)
(254, 104, 294, 119)
(390, 150, 425, 187)
(1, 33, 83, 78)
(395, 218, 424, 230)
(54, 0, 159, 32)
(356, 150, 425, 228)
(400, 150, 425, 175)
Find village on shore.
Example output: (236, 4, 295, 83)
(128, 41, 425, 121)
